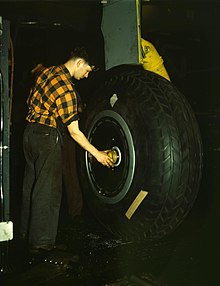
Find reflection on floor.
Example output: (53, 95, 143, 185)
(1, 114, 220, 286)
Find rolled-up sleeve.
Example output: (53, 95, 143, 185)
(56, 90, 79, 126)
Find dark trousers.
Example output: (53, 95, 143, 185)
(20, 123, 62, 247)
(62, 134, 83, 218)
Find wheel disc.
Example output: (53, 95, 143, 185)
(85, 110, 135, 204)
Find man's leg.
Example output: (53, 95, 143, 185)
(21, 124, 63, 249)
(20, 124, 36, 240)
(62, 134, 83, 219)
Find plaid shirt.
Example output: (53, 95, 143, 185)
(26, 64, 79, 128)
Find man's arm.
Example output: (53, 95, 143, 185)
(67, 120, 114, 168)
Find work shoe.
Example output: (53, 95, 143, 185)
(28, 244, 74, 266)
(28, 249, 51, 266)
(29, 243, 68, 254)
(45, 250, 80, 266)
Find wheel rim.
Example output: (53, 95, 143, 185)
(85, 110, 135, 204)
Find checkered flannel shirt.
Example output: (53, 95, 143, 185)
(26, 64, 79, 128)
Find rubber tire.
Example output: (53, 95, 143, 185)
(78, 66, 203, 242)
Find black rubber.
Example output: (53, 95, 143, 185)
(78, 66, 203, 242)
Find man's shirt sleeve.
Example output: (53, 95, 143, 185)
(56, 89, 79, 126)
(49, 73, 79, 126)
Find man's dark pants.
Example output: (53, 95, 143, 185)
(20, 123, 62, 248)
(62, 134, 83, 219)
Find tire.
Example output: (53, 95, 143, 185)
(78, 65, 203, 242)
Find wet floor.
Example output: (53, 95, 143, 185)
(1, 113, 220, 286)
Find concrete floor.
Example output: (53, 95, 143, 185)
(1, 113, 220, 286)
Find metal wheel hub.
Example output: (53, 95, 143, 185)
(107, 146, 121, 167)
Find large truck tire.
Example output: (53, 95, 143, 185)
(77, 66, 203, 242)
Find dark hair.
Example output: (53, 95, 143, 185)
(69, 46, 91, 65)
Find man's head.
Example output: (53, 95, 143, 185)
(66, 47, 95, 80)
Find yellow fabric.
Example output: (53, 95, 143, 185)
(140, 38, 170, 81)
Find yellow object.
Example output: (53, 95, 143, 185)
(125, 190, 148, 220)
(140, 38, 171, 81)
(107, 149, 118, 164)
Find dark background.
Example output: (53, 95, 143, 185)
(0, 0, 220, 285)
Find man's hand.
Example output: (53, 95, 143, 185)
(94, 150, 114, 168)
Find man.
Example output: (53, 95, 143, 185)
(20, 47, 114, 256)
(30, 63, 84, 221)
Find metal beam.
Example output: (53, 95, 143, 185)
(101, 0, 142, 70)
(0, 19, 10, 222)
